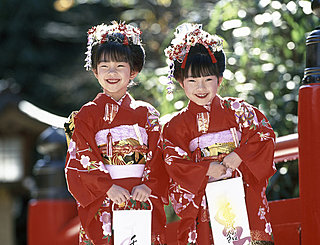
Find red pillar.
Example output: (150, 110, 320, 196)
(298, 84, 320, 244)
(27, 127, 79, 244)
(298, 6, 320, 240)
(28, 199, 78, 245)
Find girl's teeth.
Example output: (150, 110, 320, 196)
(108, 79, 119, 83)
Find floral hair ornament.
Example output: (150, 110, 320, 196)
(164, 23, 224, 93)
(84, 21, 142, 71)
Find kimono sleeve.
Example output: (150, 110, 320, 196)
(65, 116, 113, 208)
(141, 107, 169, 199)
(229, 99, 276, 182)
(162, 121, 210, 195)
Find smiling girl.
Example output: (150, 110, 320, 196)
(161, 23, 276, 244)
(65, 22, 168, 245)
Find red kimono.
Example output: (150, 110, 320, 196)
(65, 93, 168, 245)
(162, 95, 276, 245)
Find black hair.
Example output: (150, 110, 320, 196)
(173, 43, 226, 83)
(91, 33, 145, 72)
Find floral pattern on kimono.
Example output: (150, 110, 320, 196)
(65, 93, 168, 245)
(162, 95, 276, 244)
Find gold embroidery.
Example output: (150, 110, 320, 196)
(98, 138, 147, 165)
(201, 142, 236, 159)
(250, 241, 274, 245)
(250, 230, 273, 244)
(64, 110, 78, 147)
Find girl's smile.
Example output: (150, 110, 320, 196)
(195, 93, 209, 98)
(93, 61, 138, 101)
(106, 79, 120, 83)
(182, 75, 221, 106)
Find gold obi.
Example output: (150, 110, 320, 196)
(200, 142, 237, 162)
(98, 138, 148, 165)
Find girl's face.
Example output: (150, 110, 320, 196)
(94, 61, 138, 101)
(182, 74, 222, 106)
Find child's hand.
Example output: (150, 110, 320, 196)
(207, 162, 227, 179)
(131, 184, 151, 202)
(106, 184, 130, 205)
(221, 152, 242, 170)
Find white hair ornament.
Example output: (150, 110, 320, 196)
(164, 23, 223, 93)
(84, 21, 142, 71)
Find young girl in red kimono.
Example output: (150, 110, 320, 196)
(65, 21, 168, 245)
(162, 23, 276, 244)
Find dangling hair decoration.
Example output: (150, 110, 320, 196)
(164, 23, 223, 92)
(181, 45, 217, 69)
(204, 44, 217, 64)
(181, 46, 191, 69)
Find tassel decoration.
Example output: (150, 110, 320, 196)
(106, 132, 113, 157)
(194, 146, 202, 163)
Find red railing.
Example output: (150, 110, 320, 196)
(265, 133, 300, 245)
(274, 133, 298, 163)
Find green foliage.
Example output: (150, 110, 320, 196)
(1, 0, 317, 133)
(1, 0, 317, 207)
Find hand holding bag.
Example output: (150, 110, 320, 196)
(205, 127, 251, 244)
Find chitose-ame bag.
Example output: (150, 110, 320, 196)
(112, 198, 152, 245)
(205, 168, 251, 244)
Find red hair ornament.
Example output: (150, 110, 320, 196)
(164, 23, 223, 93)
(84, 21, 142, 71)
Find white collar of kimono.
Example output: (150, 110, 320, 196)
(104, 92, 128, 105)
(203, 103, 211, 111)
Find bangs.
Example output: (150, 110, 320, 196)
(97, 42, 131, 63)
(184, 54, 218, 79)
(90, 34, 145, 72)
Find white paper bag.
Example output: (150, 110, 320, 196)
(205, 170, 251, 244)
(112, 199, 152, 245)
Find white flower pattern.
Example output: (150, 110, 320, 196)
(80, 155, 91, 168)
(164, 153, 173, 165)
(174, 146, 188, 156)
(257, 184, 273, 237)
(258, 131, 271, 141)
(265, 222, 272, 235)
(187, 222, 198, 244)
(100, 211, 112, 237)
(68, 140, 77, 159)
(98, 161, 108, 173)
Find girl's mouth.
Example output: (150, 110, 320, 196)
(106, 79, 120, 84)
(195, 93, 208, 99)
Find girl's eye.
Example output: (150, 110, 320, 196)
(206, 78, 213, 82)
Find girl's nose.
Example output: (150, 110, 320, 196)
(109, 65, 116, 71)
(197, 80, 205, 89)
(108, 66, 116, 73)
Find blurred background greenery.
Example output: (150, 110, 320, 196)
(1, 0, 317, 135)
(0, 0, 317, 242)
